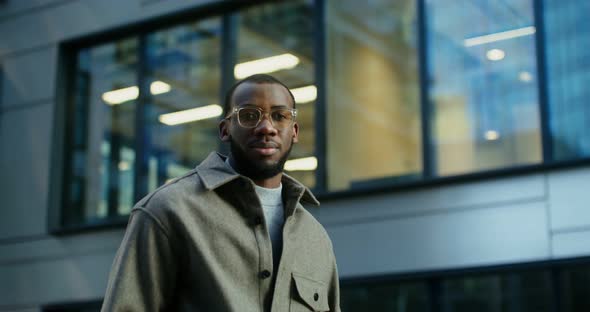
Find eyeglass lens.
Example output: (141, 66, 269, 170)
(237, 108, 294, 128)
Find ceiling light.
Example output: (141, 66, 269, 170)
(519, 71, 533, 82)
(485, 130, 500, 141)
(234, 53, 300, 79)
(284, 156, 317, 171)
(103, 81, 171, 105)
(464, 26, 536, 47)
(150, 81, 171, 95)
(102, 86, 139, 105)
(159, 104, 223, 126)
(486, 49, 505, 61)
(292, 85, 317, 103)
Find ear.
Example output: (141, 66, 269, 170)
(292, 122, 299, 144)
(219, 119, 231, 142)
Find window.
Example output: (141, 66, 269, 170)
(326, 0, 422, 191)
(543, 0, 590, 160)
(64, 37, 139, 226)
(425, 0, 541, 176)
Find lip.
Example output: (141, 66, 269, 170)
(249, 141, 280, 156)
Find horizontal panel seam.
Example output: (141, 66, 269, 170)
(322, 196, 547, 227)
(0, 97, 54, 113)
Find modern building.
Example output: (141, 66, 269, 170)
(1, 0, 589, 311)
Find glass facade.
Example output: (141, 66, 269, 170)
(62, 0, 590, 227)
(326, 0, 422, 191)
(426, 0, 541, 176)
(65, 37, 138, 225)
(543, 0, 590, 160)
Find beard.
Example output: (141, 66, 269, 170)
(229, 138, 293, 181)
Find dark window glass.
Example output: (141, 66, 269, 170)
(544, 0, 590, 160)
(145, 18, 222, 190)
(237, 1, 316, 188)
(341, 281, 430, 312)
(560, 263, 590, 312)
(326, 0, 422, 191)
(65, 38, 138, 225)
(426, 0, 542, 176)
(441, 270, 553, 312)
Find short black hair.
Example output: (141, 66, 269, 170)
(222, 74, 296, 117)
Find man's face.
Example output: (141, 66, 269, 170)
(220, 82, 299, 180)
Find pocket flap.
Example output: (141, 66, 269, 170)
(292, 272, 330, 311)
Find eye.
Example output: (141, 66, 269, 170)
(241, 109, 259, 121)
(271, 111, 289, 121)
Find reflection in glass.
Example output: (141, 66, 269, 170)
(326, 0, 421, 191)
(544, 0, 590, 160)
(237, 1, 316, 188)
(427, 0, 542, 176)
(66, 38, 138, 225)
(341, 281, 430, 312)
(441, 270, 553, 312)
(146, 18, 222, 189)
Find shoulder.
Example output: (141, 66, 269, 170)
(132, 169, 206, 227)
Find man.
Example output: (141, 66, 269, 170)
(101, 74, 340, 312)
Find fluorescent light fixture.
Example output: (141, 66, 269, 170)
(485, 130, 500, 141)
(234, 53, 300, 79)
(102, 86, 139, 105)
(103, 81, 171, 105)
(292, 85, 317, 103)
(284, 156, 317, 171)
(519, 71, 533, 82)
(159, 104, 223, 126)
(486, 49, 505, 61)
(150, 81, 171, 95)
(464, 26, 536, 47)
(118, 161, 130, 171)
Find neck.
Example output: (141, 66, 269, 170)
(252, 175, 283, 188)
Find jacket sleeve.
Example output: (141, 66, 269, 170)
(329, 251, 341, 312)
(101, 208, 177, 312)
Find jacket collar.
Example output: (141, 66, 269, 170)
(196, 152, 320, 206)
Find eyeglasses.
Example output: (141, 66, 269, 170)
(226, 106, 297, 129)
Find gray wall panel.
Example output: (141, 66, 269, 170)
(0, 103, 53, 239)
(552, 229, 590, 258)
(314, 174, 546, 226)
(548, 167, 590, 231)
(0, 252, 114, 308)
(327, 202, 550, 278)
(0, 0, 68, 20)
(0, 230, 124, 265)
(1, 47, 57, 109)
(0, 0, 217, 57)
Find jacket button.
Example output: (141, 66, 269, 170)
(314, 292, 319, 301)
(259, 270, 271, 279)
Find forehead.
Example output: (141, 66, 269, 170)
(231, 82, 293, 108)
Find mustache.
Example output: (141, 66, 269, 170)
(248, 141, 279, 148)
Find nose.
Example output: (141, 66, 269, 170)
(254, 114, 278, 136)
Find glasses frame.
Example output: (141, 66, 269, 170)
(226, 106, 298, 129)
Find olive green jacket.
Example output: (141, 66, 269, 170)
(101, 152, 340, 312)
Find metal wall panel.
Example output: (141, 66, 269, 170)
(1, 47, 57, 110)
(0, 103, 53, 239)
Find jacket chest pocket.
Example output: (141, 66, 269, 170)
(290, 272, 330, 312)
